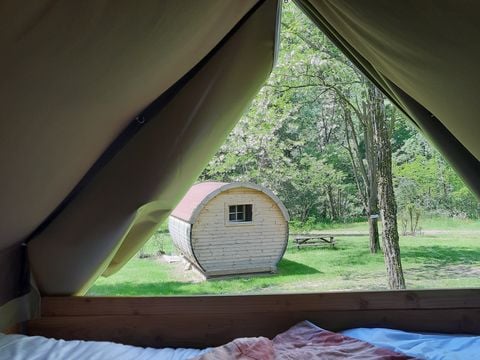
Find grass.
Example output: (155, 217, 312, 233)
(88, 218, 480, 296)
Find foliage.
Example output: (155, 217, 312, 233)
(399, 203, 422, 236)
(201, 3, 361, 222)
(394, 133, 479, 219)
(137, 224, 174, 258)
(200, 2, 478, 223)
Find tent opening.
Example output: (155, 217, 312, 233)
(88, 1, 480, 297)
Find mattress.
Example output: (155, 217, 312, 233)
(0, 333, 208, 360)
(2, 325, 480, 359)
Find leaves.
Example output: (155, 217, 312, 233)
(200, 2, 478, 222)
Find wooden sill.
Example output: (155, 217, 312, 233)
(27, 289, 480, 348)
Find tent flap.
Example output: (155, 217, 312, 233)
(0, 244, 38, 331)
(27, 0, 280, 295)
(0, 243, 29, 306)
(1, 0, 262, 309)
(0, 0, 257, 252)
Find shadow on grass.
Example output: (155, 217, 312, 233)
(401, 245, 480, 281)
(401, 245, 480, 266)
(405, 264, 480, 280)
(89, 260, 320, 296)
(277, 259, 321, 276)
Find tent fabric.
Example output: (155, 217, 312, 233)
(0, 0, 257, 253)
(0, 244, 29, 307)
(26, 0, 280, 294)
(294, 0, 480, 198)
(0, 244, 39, 330)
(0, 0, 259, 308)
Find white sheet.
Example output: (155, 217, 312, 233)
(4, 328, 480, 359)
(0, 333, 208, 360)
(342, 328, 480, 360)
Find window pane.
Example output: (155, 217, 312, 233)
(237, 211, 244, 221)
(245, 204, 252, 221)
(228, 204, 252, 222)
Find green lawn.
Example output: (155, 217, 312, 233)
(88, 218, 480, 296)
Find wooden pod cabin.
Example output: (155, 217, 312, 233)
(169, 182, 290, 277)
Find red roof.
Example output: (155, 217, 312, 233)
(171, 182, 227, 223)
(170, 181, 290, 224)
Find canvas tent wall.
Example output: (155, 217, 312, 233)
(1, 0, 480, 332)
(0, 0, 281, 329)
(168, 182, 290, 277)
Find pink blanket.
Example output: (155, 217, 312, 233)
(193, 321, 417, 359)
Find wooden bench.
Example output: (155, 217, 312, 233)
(294, 234, 336, 249)
(292, 233, 367, 249)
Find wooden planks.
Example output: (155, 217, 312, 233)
(168, 219, 192, 255)
(27, 289, 480, 348)
(192, 187, 288, 276)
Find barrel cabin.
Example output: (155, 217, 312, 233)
(168, 182, 290, 277)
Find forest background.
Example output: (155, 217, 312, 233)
(200, 3, 479, 229)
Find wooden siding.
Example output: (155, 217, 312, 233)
(192, 188, 288, 276)
(27, 290, 480, 348)
(168, 216, 195, 264)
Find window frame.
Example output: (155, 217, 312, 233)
(226, 203, 254, 225)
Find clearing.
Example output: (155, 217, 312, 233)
(88, 217, 480, 296)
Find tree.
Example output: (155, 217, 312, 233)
(339, 83, 381, 253)
(394, 132, 480, 219)
(201, 2, 474, 291)
(372, 87, 406, 289)
(280, 8, 383, 251)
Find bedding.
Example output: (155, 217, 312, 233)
(342, 328, 480, 360)
(2, 323, 480, 359)
(0, 333, 209, 360)
(192, 321, 416, 359)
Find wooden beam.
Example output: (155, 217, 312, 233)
(3, 323, 23, 334)
(27, 289, 480, 348)
(40, 289, 480, 315)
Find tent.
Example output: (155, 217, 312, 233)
(1, 0, 479, 344)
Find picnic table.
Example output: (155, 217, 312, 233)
(292, 233, 366, 249)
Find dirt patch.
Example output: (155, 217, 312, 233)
(156, 254, 205, 282)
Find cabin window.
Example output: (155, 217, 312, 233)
(229, 204, 253, 222)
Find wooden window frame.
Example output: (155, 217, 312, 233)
(227, 204, 253, 224)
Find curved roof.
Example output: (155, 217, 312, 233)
(170, 181, 290, 224)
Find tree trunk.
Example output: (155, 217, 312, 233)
(372, 87, 406, 289)
(327, 185, 338, 220)
(366, 84, 381, 253)
(368, 205, 380, 253)
(342, 104, 380, 253)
